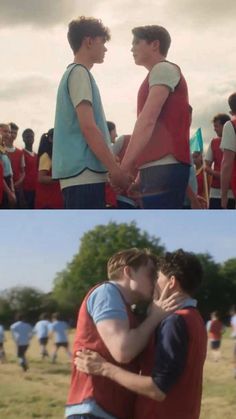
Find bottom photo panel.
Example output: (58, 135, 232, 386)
(0, 210, 235, 419)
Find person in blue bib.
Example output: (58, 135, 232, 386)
(52, 17, 131, 209)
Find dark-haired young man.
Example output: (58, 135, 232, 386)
(22, 128, 37, 209)
(65, 248, 180, 419)
(120, 26, 191, 209)
(221, 92, 236, 208)
(205, 113, 234, 209)
(76, 249, 207, 419)
(52, 17, 130, 209)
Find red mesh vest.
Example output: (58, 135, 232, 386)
(23, 150, 38, 191)
(6, 148, 23, 183)
(66, 282, 140, 419)
(210, 138, 223, 189)
(35, 166, 63, 209)
(136, 62, 190, 168)
(134, 308, 207, 419)
(230, 119, 236, 197)
(208, 319, 222, 340)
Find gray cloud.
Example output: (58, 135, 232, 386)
(0, 0, 96, 28)
(166, 0, 236, 27)
(0, 75, 56, 101)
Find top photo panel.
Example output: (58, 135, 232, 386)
(1, 0, 236, 210)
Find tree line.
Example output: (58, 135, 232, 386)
(1, 222, 236, 326)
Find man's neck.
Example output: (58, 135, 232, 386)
(144, 54, 166, 71)
(73, 52, 94, 70)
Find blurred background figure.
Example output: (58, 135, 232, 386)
(50, 313, 71, 363)
(207, 311, 224, 362)
(34, 313, 51, 360)
(0, 323, 6, 363)
(35, 129, 63, 209)
(10, 313, 33, 371)
(22, 128, 38, 209)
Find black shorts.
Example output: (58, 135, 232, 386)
(17, 345, 28, 357)
(210, 340, 221, 350)
(56, 342, 68, 348)
(39, 337, 48, 345)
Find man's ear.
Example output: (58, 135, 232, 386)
(169, 275, 177, 289)
(123, 265, 133, 279)
(152, 39, 160, 52)
(84, 36, 93, 48)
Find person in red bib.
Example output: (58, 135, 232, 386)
(205, 113, 233, 209)
(76, 249, 207, 419)
(35, 129, 63, 209)
(66, 248, 180, 419)
(119, 25, 190, 209)
(22, 129, 38, 209)
(221, 92, 236, 209)
(206, 311, 224, 362)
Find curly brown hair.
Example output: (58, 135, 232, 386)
(68, 16, 110, 54)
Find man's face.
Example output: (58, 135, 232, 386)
(129, 259, 157, 302)
(0, 125, 11, 144)
(10, 128, 18, 142)
(90, 36, 107, 63)
(213, 120, 223, 138)
(131, 36, 153, 66)
(23, 132, 34, 147)
(155, 270, 171, 299)
(192, 151, 202, 166)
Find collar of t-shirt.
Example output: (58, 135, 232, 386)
(178, 297, 197, 309)
(6, 146, 16, 152)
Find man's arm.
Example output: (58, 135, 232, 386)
(204, 160, 220, 178)
(76, 349, 166, 401)
(121, 85, 169, 172)
(76, 102, 131, 190)
(94, 287, 181, 364)
(221, 149, 235, 208)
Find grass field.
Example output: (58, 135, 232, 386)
(0, 329, 235, 419)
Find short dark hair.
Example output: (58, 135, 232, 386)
(107, 121, 116, 133)
(22, 128, 34, 138)
(9, 122, 19, 131)
(68, 16, 110, 54)
(107, 248, 157, 281)
(132, 25, 171, 56)
(228, 93, 236, 114)
(157, 249, 203, 296)
(212, 113, 230, 125)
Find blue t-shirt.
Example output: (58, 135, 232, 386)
(34, 320, 51, 339)
(10, 321, 33, 346)
(0, 325, 4, 343)
(51, 320, 68, 343)
(87, 282, 128, 323)
(0, 154, 12, 177)
(152, 298, 197, 393)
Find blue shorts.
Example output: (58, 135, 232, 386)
(140, 163, 190, 209)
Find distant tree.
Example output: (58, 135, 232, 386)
(0, 286, 58, 325)
(196, 253, 236, 320)
(52, 221, 165, 311)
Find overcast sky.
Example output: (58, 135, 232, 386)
(1, 0, 235, 151)
(0, 210, 235, 293)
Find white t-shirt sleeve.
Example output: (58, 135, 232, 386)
(220, 121, 236, 152)
(149, 61, 181, 92)
(112, 135, 125, 156)
(68, 65, 93, 108)
(205, 141, 213, 162)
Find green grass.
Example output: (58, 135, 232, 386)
(0, 329, 235, 418)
